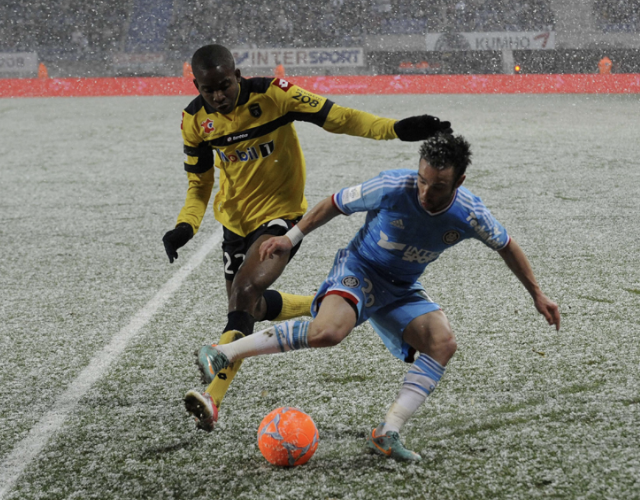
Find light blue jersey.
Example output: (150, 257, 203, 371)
(312, 169, 511, 362)
(332, 169, 510, 284)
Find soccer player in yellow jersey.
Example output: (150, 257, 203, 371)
(163, 44, 453, 431)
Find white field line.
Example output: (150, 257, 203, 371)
(0, 228, 222, 499)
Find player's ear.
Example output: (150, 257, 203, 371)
(193, 78, 199, 92)
(235, 68, 242, 81)
(454, 174, 466, 189)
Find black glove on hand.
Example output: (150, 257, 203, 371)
(394, 114, 453, 142)
(163, 222, 194, 263)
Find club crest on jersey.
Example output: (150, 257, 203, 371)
(273, 78, 292, 92)
(341, 276, 360, 288)
(200, 118, 215, 134)
(249, 103, 262, 117)
(442, 230, 460, 244)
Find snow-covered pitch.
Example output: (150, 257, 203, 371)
(1, 94, 638, 499)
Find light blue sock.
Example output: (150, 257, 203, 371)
(274, 320, 310, 351)
(218, 320, 310, 362)
(381, 353, 445, 434)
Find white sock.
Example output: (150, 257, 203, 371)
(216, 320, 310, 363)
(380, 353, 445, 434)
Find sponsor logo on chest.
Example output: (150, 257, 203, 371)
(215, 140, 275, 163)
(377, 230, 441, 265)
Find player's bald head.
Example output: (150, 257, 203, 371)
(192, 44, 236, 74)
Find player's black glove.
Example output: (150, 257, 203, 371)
(394, 114, 453, 142)
(163, 222, 193, 263)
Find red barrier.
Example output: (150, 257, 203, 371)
(294, 74, 640, 94)
(2, 74, 640, 98)
(0, 77, 195, 98)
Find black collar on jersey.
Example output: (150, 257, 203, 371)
(236, 77, 271, 107)
(190, 78, 273, 116)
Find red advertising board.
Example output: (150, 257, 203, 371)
(2, 74, 639, 98)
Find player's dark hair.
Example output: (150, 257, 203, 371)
(419, 133, 472, 180)
(192, 44, 235, 73)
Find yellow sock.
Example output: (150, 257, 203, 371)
(275, 292, 314, 321)
(205, 330, 245, 408)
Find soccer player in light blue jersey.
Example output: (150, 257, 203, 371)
(186, 133, 560, 461)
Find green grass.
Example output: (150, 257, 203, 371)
(1, 94, 639, 499)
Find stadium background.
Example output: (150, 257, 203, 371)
(1, 0, 640, 90)
(1, 3, 640, 499)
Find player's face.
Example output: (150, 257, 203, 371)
(193, 65, 241, 114)
(417, 159, 465, 213)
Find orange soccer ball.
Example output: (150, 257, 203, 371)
(257, 407, 319, 466)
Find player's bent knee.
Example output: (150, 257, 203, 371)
(435, 328, 457, 363)
(230, 280, 265, 305)
(441, 334, 457, 361)
(308, 324, 350, 348)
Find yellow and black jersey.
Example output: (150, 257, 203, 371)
(177, 77, 398, 237)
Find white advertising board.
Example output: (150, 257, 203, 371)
(231, 48, 365, 68)
(426, 32, 555, 51)
(0, 52, 38, 75)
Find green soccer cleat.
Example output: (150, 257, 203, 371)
(366, 428, 422, 462)
(184, 390, 218, 432)
(195, 344, 230, 385)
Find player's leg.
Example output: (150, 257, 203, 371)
(229, 234, 314, 324)
(188, 246, 362, 431)
(379, 309, 456, 433)
(368, 308, 456, 461)
(362, 284, 453, 461)
(227, 232, 297, 317)
(199, 246, 370, 379)
(201, 294, 357, 371)
(188, 221, 314, 430)
(199, 232, 292, 409)
(221, 220, 313, 326)
(188, 297, 353, 431)
(199, 223, 311, 399)
(203, 225, 313, 401)
(260, 290, 315, 322)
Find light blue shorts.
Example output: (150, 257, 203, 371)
(311, 249, 440, 362)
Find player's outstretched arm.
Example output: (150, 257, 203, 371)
(497, 239, 561, 330)
(321, 104, 452, 142)
(259, 197, 342, 261)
